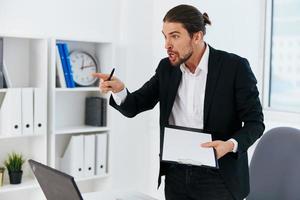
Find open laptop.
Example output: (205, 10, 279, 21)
(28, 159, 157, 200)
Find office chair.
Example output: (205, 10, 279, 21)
(247, 127, 300, 200)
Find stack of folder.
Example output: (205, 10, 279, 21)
(56, 43, 75, 88)
(60, 133, 108, 178)
(0, 88, 47, 136)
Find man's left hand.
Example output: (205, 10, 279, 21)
(201, 140, 234, 159)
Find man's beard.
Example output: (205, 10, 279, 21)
(169, 50, 193, 66)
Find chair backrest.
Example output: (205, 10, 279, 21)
(247, 127, 300, 200)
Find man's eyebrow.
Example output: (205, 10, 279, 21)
(161, 31, 181, 35)
(168, 31, 180, 35)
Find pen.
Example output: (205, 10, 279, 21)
(107, 68, 115, 81)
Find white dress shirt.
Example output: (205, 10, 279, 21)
(111, 44, 238, 153)
(168, 47, 209, 129)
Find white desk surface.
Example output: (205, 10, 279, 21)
(82, 190, 158, 200)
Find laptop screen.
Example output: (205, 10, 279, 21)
(29, 159, 83, 200)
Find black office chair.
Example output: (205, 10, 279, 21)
(247, 127, 300, 200)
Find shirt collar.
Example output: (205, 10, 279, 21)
(180, 43, 209, 76)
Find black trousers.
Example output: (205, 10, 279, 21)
(164, 164, 235, 200)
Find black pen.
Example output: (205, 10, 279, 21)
(107, 68, 115, 81)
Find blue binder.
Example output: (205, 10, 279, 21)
(62, 43, 75, 88)
(56, 43, 71, 88)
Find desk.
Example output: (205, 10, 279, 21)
(82, 190, 158, 200)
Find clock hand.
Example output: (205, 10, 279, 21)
(81, 58, 84, 69)
(80, 64, 95, 69)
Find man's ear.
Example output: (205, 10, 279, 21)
(193, 31, 204, 44)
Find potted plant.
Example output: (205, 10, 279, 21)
(4, 152, 25, 184)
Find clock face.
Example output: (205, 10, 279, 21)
(69, 51, 98, 86)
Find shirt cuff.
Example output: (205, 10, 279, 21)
(111, 87, 127, 106)
(228, 138, 238, 153)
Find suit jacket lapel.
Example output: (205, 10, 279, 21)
(165, 66, 182, 125)
(204, 46, 222, 129)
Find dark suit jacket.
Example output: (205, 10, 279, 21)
(110, 46, 265, 200)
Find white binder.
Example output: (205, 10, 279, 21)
(84, 134, 95, 177)
(0, 88, 22, 135)
(96, 133, 107, 176)
(55, 46, 66, 88)
(33, 88, 47, 135)
(61, 135, 85, 178)
(21, 88, 34, 135)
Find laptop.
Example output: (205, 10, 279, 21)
(29, 159, 85, 200)
(28, 159, 157, 200)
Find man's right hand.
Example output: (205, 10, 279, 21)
(92, 73, 125, 94)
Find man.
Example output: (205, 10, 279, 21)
(93, 4, 264, 200)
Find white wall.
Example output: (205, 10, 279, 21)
(151, 0, 266, 91)
(0, 0, 118, 40)
(109, 0, 155, 193)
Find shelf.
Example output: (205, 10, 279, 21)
(55, 126, 109, 135)
(0, 173, 109, 193)
(56, 37, 113, 44)
(75, 173, 110, 182)
(55, 87, 100, 92)
(0, 178, 38, 193)
(0, 133, 45, 140)
(0, 89, 7, 93)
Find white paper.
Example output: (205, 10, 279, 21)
(162, 127, 217, 167)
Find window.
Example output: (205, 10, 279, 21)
(268, 0, 300, 112)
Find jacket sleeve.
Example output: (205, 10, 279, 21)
(109, 64, 161, 118)
(231, 58, 265, 154)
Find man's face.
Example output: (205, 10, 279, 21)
(162, 22, 194, 66)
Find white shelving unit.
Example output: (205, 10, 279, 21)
(0, 36, 114, 199)
(0, 36, 48, 198)
(48, 38, 113, 191)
